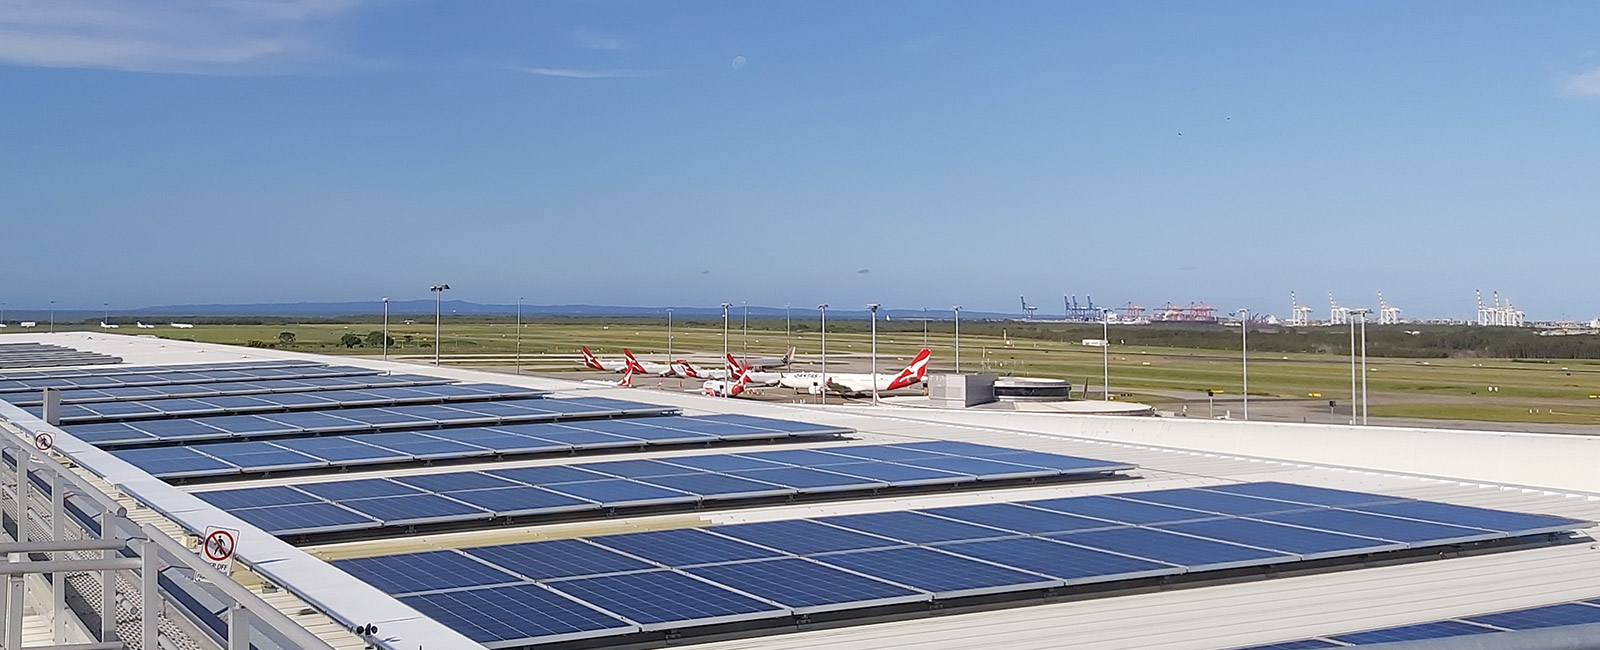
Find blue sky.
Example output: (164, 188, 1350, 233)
(2, 1, 1598, 319)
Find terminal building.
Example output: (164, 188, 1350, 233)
(0, 333, 1597, 650)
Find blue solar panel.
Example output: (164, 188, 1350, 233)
(194, 486, 318, 510)
(725, 467, 887, 491)
(922, 503, 1124, 535)
(593, 529, 784, 567)
(638, 473, 794, 499)
(710, 520, 905, 555)
(1204, 482, 1408, 507)
(353, 432, 491, 458)
(1158, 518, 1404, 558)
(1116, 489, 1317, 517)
(739, 449, 861, 466)
(542, 479, 697, 507)
(393, 472, 519, 492)
(446, 487, 597, 516)
(937, 536, 1180, 583)
(686, 558, 924, 610)
(231, 502, 378, 535)
(333, 551, 522, 595)
(299, 478, 421, 500)
(190, 441, 324, 472)
(818, 446, 945, 462)
(465, 539, 655, 580)
(272, 437, 409, 463)
(1052, 527, 1295, 570)
(1026, 495, 1220, 525)
(692, 414, 851, 436)
(260, 411, 364, 433)
(401, 583, 633, 644)
(341, 494, 489, 524)
(1261, 509, 1499, 545)
(987, 451, 1134, 472)
(123, 419, 224, 441)
(1467, 603, 1600, 630)
(1330, 620, 1500, 644)
(431, 428, 568, 453)
(823, 462, 966, 486)
(183, 415, 298, 437)
(1232, 641, 1343, 650)
(1349, 500, 1585, 535)
(897, 456, 1058, 479)
(545, 570, 784, 626)
(663, 454, 785, 472)
(487, 465, 613, 486)
(894, 440, 1019, 456)
(820, 511, 1016, 544)
(815, 546, 1057, 597)
(490, 423, 638, 448)
(65, 423, 152, 444)
(112, 447, 235, 478)
(579, 459, 700, 479)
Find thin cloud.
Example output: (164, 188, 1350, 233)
(516, 66, 654, 79)
(1564, 66, 1600, 97)
(574, 28, 629, 51)
(0, 0, 366, 74)
(856, 268, 871, 274)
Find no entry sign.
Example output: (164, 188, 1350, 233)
(201, 526, 240, 577)
(32, 432, 53, 452)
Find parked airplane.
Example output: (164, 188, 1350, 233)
(135, 322, 156, 329)
(170, 323, 194, 329)
(723, 354, 783, 386)
(580, 346, 629, 372)
(672, 361, 730, 381)
(99, 322, 119, 329)
(701, 367, 752, 397)
(734, 346, 797, 371)
(622, 349, 674, 376)
(583, 367, 635, 388)
(778, 349, 931, 397)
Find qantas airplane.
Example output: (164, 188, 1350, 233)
(778, 349, 931, 397)
(701, 367, 752, 397)
(734, 346, 797, 371)
(723, 354, 783, 386)
(580, 347, 629, 372)
(672, 360, 730, 381)
(582, 367, 635, 388)
(135, 322, 157, 329)
(622, 349, 675, 376)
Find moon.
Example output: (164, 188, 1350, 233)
(730, 55, 747, 70)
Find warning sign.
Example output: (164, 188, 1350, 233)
(33, 432, 53, 452)
(200, 526, 239, 577)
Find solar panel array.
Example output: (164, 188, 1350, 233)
(1237, 598, 1600, 648)
(2, 372, 455, 407)
(36, 382, 547, 424)
(0, 362, 384, 394)
(194, 442, 1134, 536)
(335, 481, 1587, 647)
(121, 414, 850, 479)
(0, 342, 122, 369)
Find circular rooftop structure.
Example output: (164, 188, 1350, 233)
(994, 376, 1073, 402)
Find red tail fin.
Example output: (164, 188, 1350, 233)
(618, 367, 634, 387)
(885, 349, 932, 391)
(726, 353, 748, 374)
(581, 346, 604, 370)
(622, 349, 647, 373)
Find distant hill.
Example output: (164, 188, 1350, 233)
(88, 301, 1019, 320)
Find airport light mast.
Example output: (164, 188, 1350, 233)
(868, 303, 880, 407)
(1350, 308, 1372, 424)
(1237, 308, 1249, 421)
(666, 309, 673, 378)
(381, 296, 389, 362)
(1102, 309, 1112, 401)
(818, 303, 829, 404)
(48, 300, 55, 333)
(721, 303, 731, 363)
(952, 305, 962, 373)
(515, 296, 523, 376)
(430, 284, 450, 366)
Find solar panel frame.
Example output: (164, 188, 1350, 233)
(1049, 526, 1299, 571)
(332, 551, 525, 596)
(707, 520, 907, 555)
(1465, 602, 1600, 630)
(1328, 619, 1501, 644)
(543, 569, 788, 630)
(1258, 509, 1503, 546)
(541, 479, 698, 508)
(723, 467, 889, 492)
(818, 511, 1017, 545)
(811, 546, 1061, 599)
(1157, 517, 1407, 561)
(589, 529, 785, 567)
(230, 502, 381, 536)
(444, 486, 600, 517)
(464, 539, 656, 581)
(1346, 500, 1587, 536)
(684, 557, 928, 613)
(935, 536, 1182, 585)
(399, 582, 637, 645)
(340, 493, 492, 526)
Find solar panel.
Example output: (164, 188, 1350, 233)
(693, 414, 851, 437)
(936, 536, 1180, 584)
(400, 583, 633, 644)
(393, 472, 519, 492)
(465, 539, 655, 580)
(196, 443, 327, 473)
(1026, 495, 1220, 525)
(544, 570, 785, 628)
(1204, 481, 1408, 507)
(1050, 527, 1296, 571)
(489, 424, 639, 448)
(817, 446, 945, 462)
(445, 487, 597, 516)
(724, 467, 888, 492)
(1466, 603, 1600, 630)
(487, 465, 613, 486)
(332, 551, 523, 595)
(1260, 509, 1500, 546)
(271, 437, 410, 464)
(820, 511, 1016, 544)
(341, 494, 490, 525)
(637, 473, 794, 500)
(576, 459, 700, 479)
(1348, 500, 1586, 536)
(922, 503, 1124, 535)
(112, 447, 236, 478)
(813, 546, 1058, 598)
(1329, 620, 1500, 644)
(662, 454, 785, 472)
(299, 478, 421, 501)
(352, 432, 491, 459)
(821, 462, 966, 486)
(66, 423, 154, 445)
(1232, 641, 1344, 650)
(542, 479, 697, 508)
(1157, 518, 1405, 560)
(194, 486, 319, 510)
(896, 456, 1059, 480)
(685, 558, 926, 611)
(590, 529, 783, 567)
(231, 502, 379, 536)
(709, 520, 905, 555)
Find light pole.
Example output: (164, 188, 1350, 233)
(666, 309, 674, 374)
(49, 300, 55, 333)
(515, 296, 523, 376)
(785, 304, 790, 348)
(381, 296, 390, 362)
(429, 284, 450, 366)
(1238, 308, 1249, 421)
(922, 308, 929, 348)
(1348, 313, 1357, 425)
(742, 301, 748, 365)
(1102, 310, 1111, 401)
(952, 305, 962, 373)
(1351, 308, 1372, 424)
(818, 303, 829, 404)
(868, 303, 880, 406)
(721, 302, 731, 362)
(103, 302, 109, 326)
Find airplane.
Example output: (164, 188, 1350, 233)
(580, 346, 629, 372)
(735, 346, 796, 371)
(701, 367, 752, 397)
(622, 349, 675, 376)
(170, 323, 194, 329)
(582, 367, 635, 388)
(135, 322, 156, 329)
(99, 322, 120, 329)
(672, 360, 730, 381)
(724, 354, 783, 386)
(778, 348, 931, 397)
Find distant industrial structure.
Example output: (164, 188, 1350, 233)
(1150, 302, 1217, 323)
(1063, 295, 1100, 322)
(1378, 292, 1403, 325)
(1328, 293, 1350, 326)
(1476, 290, 1525, 327)
(1019, 296, 1038, 320)
(1289, 292, 1312, 327)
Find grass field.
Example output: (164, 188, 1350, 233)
(23, 319, 1600, 426)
